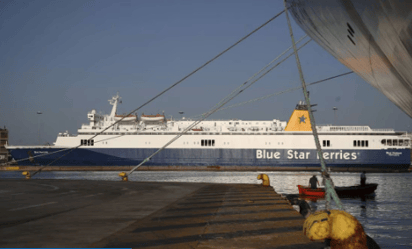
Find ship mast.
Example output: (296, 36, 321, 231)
(108, 92, 121, 118)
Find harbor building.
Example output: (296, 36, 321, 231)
(0, 127, 9, 164)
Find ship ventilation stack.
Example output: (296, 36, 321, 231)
(285, 102, 312, 131)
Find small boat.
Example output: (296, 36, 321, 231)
(297, 185, 325, 197)
(335, 184, 378, 197)
(297, 184, 378, 197)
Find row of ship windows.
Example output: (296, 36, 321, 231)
(80, 139, 94, 146)
(77, 132, 402, 136)
(201, 139, 215, 146)
(353, 140, 368, 147)
(79, 139, 409, 147)
(228, 122, 272, 125)
(381, 139, 409, 146)
(322, 140, 331, 147)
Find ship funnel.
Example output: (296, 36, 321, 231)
(284, 103, 312, 131)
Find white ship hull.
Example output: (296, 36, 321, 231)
(287, 0, 412, 117)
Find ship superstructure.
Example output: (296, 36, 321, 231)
(6, 94, 411, 172)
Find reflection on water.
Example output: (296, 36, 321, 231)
(1, 170, 411, 248)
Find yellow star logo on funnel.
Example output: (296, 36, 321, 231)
(285, 110, 312, 131)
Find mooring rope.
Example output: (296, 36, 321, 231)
(8, 71, 352, 171)
(125, 39, 312, 177)
(284, 0, 344, 210)
(190, 39, 311, 120)
(1, 146, 73, 166)
(207, 34, 308, 115)
(84, 9, 287, 143)
(0, 135, 122, 166)
(13, 10, 286, 175)
(190, 72, 353, 119)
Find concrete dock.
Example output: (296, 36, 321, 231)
(0, 179, 323, 248)
(2, 165, 409, 172)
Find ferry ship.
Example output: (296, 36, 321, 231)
(5, 94, 411, 172)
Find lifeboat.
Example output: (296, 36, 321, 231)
(140, 113, 165, 122)
(114, 114, 137, 122)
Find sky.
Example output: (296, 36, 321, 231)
(1, 0, 411, 145)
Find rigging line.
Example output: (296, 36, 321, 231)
(21, 10, 287, 174)
(0, 147, 74, 166)
(127, 74, 251, 176)
(284, 0, 343, 210)
(8, 72, 354, 171)
(9, 37, 308, 171)
(208, 34, 308, 114)
(126, 39, 312, 177)
(190, 39, 312, 119)
(86, 9, 286, 142)
(31, 134, 126, 176)
(194, 71, 354, 116)
(32, 143, 87, 175)
(21, 10, 286, 174)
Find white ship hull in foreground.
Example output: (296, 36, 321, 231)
(287, 0, 412, 117)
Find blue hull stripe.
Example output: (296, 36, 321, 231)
(8, 148, 411, 170)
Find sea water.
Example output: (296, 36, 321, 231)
(1, 170, 411, 249)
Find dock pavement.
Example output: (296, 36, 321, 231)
(0, 179, 324, 248)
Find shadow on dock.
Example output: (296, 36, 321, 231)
(0, 179, 323, 248)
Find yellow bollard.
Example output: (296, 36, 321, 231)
(118, 172, 128, 182)
(22, 171, 31, 180)
(257, 174, 270, 187)
(303, 210, 368, 249)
